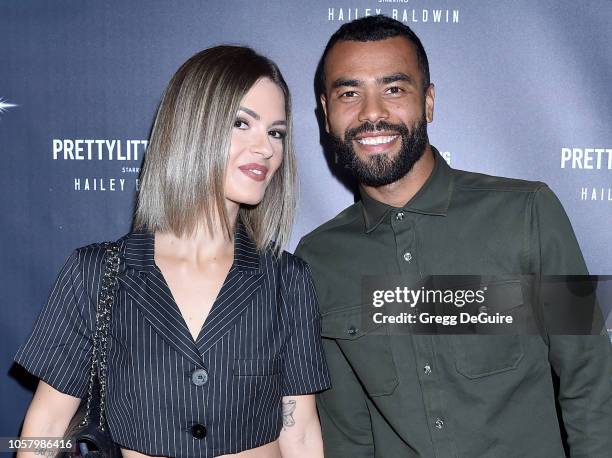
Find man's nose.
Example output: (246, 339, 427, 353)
(358, 95, 389, 124)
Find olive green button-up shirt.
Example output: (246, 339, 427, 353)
(295, 148, 612, 458)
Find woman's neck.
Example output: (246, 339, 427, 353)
(155, 211, 238, 268)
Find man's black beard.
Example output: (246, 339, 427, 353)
(330, 116, 429, 187)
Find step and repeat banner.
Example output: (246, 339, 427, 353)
(1, 0, 610, 435)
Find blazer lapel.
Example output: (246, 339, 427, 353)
(119, 225, 265, 362)
(195, 224, 264, 354)
(119, 232, 202, 366)
(195, 269, 264, 354)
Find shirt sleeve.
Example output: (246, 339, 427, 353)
(530, 184, 612, 456)
(295, 240, 375, 456)
(279, 254, 331, 396)
(316, 339, 375, 457)
(14, 249, 95, 398)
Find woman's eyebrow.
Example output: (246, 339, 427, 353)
(239, 106, 260, 120)
(239, 106, 286, 126)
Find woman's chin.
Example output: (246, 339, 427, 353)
(227, 195, 264, 208)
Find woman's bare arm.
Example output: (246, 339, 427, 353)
(17, 381, 81, 458)
(278, 394, 324, 458)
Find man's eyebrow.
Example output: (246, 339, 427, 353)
(330, 73, 415, 90)
(331, 78, 362, 90)
(378, 73, 415, 85)
(239, 106, 260, 120)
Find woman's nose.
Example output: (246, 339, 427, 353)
(250, 130, 274, 159)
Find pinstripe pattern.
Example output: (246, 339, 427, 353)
(15, 225, 330, 458)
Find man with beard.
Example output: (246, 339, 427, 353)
(295, 15, 612, 458)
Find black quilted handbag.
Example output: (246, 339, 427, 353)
(57, 243, 122, 458)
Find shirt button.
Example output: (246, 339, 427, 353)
(191, 368, 209, 386)
(424, 364, 432, 375)
(192, 423, 207, 439)
(403, 252, 413, 263)
(435, 418, 444, 429)
(395, 212, 405, 221)
(347, 326, 358, 336)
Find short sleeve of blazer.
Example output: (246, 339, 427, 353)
(14, 249, 96, 398)
(279, 254, 331, 396)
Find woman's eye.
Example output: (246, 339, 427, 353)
(234, 119, 248, 129)
(269, 130, 286, 140)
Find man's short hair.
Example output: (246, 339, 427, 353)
(319, 15, 430, 93)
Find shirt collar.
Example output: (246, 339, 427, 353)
(123, 222, 261, 274)
(360, 146, 454, 233)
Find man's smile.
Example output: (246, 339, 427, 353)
(355, 134, 399, 146)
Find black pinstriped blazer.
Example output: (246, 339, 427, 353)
(15, 225, 331, 458)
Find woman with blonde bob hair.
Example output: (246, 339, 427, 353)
(15, 46, 330, 458)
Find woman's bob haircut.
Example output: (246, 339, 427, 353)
(134, 45, 296, 255)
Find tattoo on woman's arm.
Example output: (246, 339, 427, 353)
(282, 399, 297, 428)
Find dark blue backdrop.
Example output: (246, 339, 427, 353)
(1, 0, 611, 435)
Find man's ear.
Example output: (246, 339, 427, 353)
(320, 93, 330, 133)
(425, 83, 435, 123)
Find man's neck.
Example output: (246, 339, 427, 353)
(361, 145, 435, 208)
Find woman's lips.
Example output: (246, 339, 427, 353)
(238, 163, 269, 182)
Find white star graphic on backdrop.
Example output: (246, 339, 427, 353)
(0, 98, 18, 114)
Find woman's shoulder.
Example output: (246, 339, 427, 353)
(69, 233, 132, 268)
(262, 248, 306, 269)
(261, 249, 313, 284)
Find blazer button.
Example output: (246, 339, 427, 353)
(191, 368, 209, 386)
(191, 423, 207, 439)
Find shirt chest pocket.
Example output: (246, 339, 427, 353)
(447, 280, 528, 379)
(233, 358, 282, 402)
(321, 306, 398, 397)
(233, 358, 281, 376)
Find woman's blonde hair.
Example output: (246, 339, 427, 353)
(134, 46, 296, 255)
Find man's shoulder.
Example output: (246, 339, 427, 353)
(452, 168, 546, 194)
(296, 202, 363, 254)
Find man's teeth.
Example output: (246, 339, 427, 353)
(356, 135, 398, 145)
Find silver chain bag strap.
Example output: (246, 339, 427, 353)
(58, 242, 122, 458)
